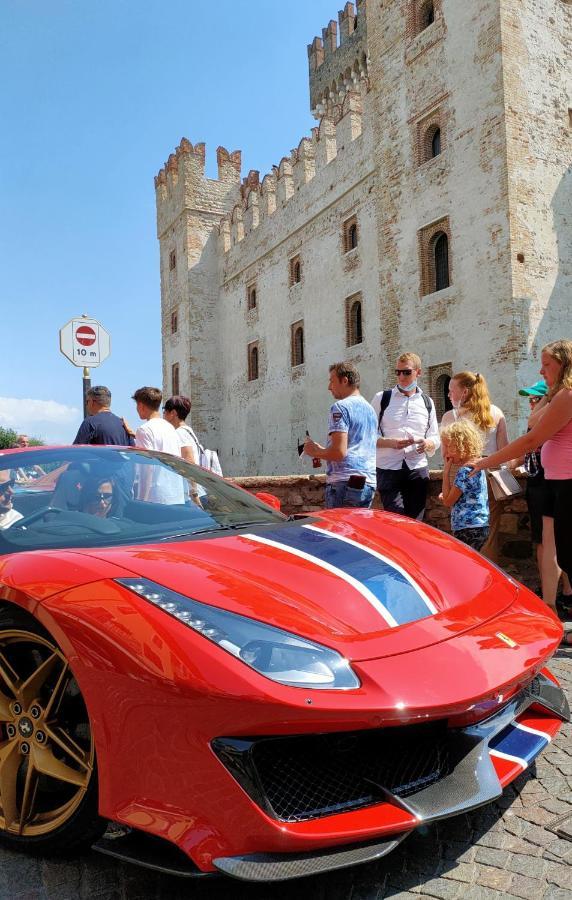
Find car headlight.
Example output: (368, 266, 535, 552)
(116, 577, 360, 690)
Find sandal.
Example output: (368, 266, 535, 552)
(561, 624, 572, 646)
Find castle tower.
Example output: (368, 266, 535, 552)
(154, 140, 241, 442)
(365, 0, 572, 424)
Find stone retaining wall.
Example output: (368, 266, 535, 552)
(232, 471, 533, 566)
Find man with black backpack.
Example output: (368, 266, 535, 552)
(371, 352, 440, 521)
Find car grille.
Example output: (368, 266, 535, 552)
(214, 721, 452, 823)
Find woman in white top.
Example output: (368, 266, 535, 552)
(441, 371, 508, 562)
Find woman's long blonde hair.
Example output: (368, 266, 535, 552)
(452, 371, 494, 431)
(543, 340, 572, 399)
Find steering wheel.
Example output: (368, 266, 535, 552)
(12, 507, 122, 535)
(11, 506, 67, 528)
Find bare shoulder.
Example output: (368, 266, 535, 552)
(440, 410, 455, 428)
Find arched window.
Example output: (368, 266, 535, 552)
(349, 222, 358, 250)
(347, 297, 363, 346)
(247, 285, 257, 310)
(434, 232, 450, 291)
(248, 344, 259, 381)
(290, 255, 302, 285)
(171, 363, 179, 396)
(436, 373, 452, 417)
(431, 127, 441, 158)
(422, 1, 435, 29)
(291, 323, 305, 367)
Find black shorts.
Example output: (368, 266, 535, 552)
(526, 477, 554, 544)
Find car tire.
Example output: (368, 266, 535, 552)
(0, 605, 106, 855)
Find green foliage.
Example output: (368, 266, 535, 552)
(0, 428, 18, 450)
(0, 428, 45, 449)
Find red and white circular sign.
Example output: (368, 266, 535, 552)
(76, 325, 96, 346)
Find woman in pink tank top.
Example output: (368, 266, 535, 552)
(471, 341, 572, 631)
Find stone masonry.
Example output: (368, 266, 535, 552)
(156, 0, 572, 477)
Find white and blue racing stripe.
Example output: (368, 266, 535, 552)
(243, 524, 436, 627)
(490, 721, 551, 768)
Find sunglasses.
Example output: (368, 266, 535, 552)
(95, 492, 113, 501)
(395, 368, 414, 376)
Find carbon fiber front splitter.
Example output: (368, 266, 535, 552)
(213, 833, 408, 882)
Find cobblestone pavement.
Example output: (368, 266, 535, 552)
(1, 655, 571, 899)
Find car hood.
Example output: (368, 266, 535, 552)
(75, 511, 526, 662)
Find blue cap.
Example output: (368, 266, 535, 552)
(518, 379, 548, 398)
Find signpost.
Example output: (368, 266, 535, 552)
(59, 315, 111, 417)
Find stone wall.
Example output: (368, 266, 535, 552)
(232, 470, 534, 569)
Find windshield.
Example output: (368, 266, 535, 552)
(0, 447, 285, 554)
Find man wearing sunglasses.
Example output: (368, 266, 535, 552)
(371, 352, 439, 520)
(0, 473, 23, 529)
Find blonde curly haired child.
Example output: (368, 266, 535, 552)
(440, 419, 490, 551)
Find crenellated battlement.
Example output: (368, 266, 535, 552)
(154, 138, 241, 238)
(218, 83, 366, 254)
(308, 0, 368, 115)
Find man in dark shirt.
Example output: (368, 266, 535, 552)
(73, 386, 134, 446)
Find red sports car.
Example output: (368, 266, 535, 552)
(0, 445, 568, 882)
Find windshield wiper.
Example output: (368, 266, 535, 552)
(158, 520, 275, 542)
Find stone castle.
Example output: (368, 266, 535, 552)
(156, 0, 572, 476)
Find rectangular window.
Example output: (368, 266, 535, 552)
(169, 249, 176, 270)
(343, 216, 358, 253)
(248, 341, 259, 381)
(171, 363, 179, 396)
(291, 320, 305, 367)
(171, 311, 178, 334)
(247, 283, 257, 310)
(289, 255, 302, 286)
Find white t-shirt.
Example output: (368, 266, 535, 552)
(134, 417, 184, 504)
(0, 508, 23, 529)
(177, 424, 200, 462)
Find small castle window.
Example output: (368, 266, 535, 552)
(343, 216, 358, 253)
(346, 294, 363, 346)
(171, 311, 178, 334)
(431, 127, 441, 158)
(289, 255, 302, 286)
(434, 232, 450, 291)
(247, 284, 257, 310)
(169, 249, 176, 271)
(171, 363, 180, 396)
(291, 321, 305, 367)
(248, 342, 259, 381)
(421, 1, 435, 29)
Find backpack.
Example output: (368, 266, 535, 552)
(180, 424, 223, 477)
(378, 389, 433, 438)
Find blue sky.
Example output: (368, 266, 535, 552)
(0, 0, 337, 442)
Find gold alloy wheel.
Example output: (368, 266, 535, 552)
(0, 629, 94, 837)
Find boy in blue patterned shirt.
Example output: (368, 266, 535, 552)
(440, 420, 490, 550)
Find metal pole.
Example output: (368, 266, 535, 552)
(82, 367, 91, 418)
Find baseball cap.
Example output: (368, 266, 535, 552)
(518, 379, 548, 398)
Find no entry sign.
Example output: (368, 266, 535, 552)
(75, 325, 97, 347)
(59, 316, 111, 368)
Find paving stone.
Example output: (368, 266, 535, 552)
(474, 846, 511, 868)
(412, 878, 461, 900)
(506, 855, 547, 879)
(440, 862, 477, 884)
(545, 863, 572, 891)
(508, 874, 546, 900)
(475, 865, 513, 893)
